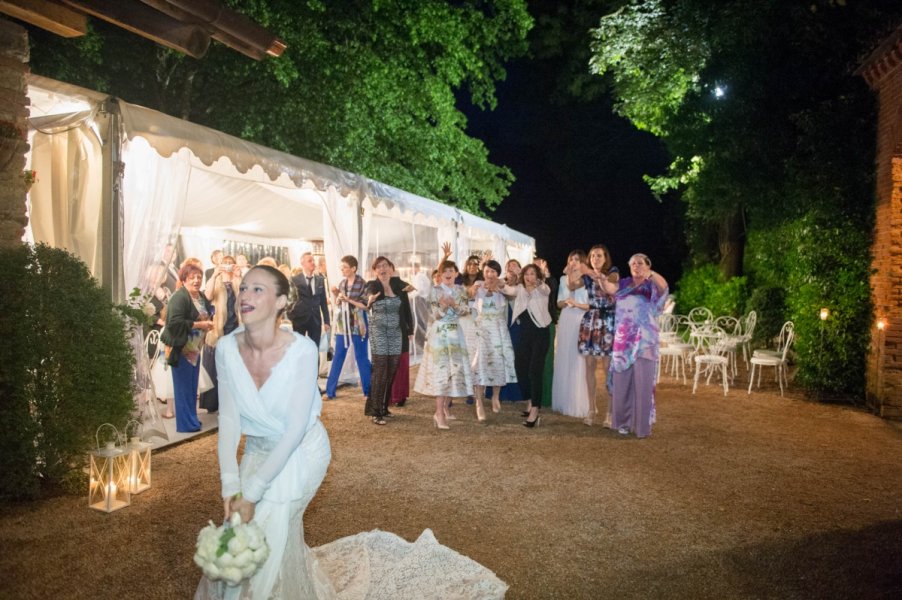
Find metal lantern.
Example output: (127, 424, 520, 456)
(88, 424, 131, 513)
(123, 420, 152, 494)
(125, 436, 152, 494)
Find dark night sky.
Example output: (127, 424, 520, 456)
(463, 59, 687, 283)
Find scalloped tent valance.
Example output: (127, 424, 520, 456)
(24, 74, 534, 300)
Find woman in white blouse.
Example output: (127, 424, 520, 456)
(552, 251, 592, 422)
(504, 263, 552, 427)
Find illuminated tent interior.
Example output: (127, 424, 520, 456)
(24, 74, 535, 302)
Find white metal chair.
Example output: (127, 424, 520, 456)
(658, 314, 691, 384)
(753, 321, 794, 360)
(715, 315, 742, 378)
(687, 306, 714, 327)
(748, 327, 794, 396)
(737, 310, 757, 368)
(144, 329, 160, 358)
(692, 325, 730, 396)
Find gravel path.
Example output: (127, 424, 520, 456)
(2, 367, 901, 599)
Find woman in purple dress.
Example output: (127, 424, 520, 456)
(609, 253, 668, 438)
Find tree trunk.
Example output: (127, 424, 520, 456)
(718, 210, 744, 279)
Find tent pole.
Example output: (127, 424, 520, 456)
(100, 98, 124, 302)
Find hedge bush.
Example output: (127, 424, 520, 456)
(673, 263, 748, 317)
(0, 244, 135, 499)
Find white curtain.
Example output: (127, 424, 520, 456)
(322, 186, 359, 278)
(121, 137, 192, 297)
(26, 124, 103, 275)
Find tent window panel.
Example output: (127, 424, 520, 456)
(222, 240, 292, 267)
(365, 215, 439, 279)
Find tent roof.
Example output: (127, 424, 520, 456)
(26, 74, 534, 247)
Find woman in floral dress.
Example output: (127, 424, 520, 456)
(610, 253, 668, 438)
(577, 244, 619, 426)
(469, 260, 517, 419)
(413, 260, 474, 429)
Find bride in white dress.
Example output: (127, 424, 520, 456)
(195, 265, 507, 600)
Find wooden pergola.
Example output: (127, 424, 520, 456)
(0, 0, 285, 59)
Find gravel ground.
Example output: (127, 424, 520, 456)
(2, 367, 901, 599)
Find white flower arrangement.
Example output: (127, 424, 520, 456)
(194, 511, 269, 586)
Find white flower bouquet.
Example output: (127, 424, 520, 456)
(194, 511, 269, 586)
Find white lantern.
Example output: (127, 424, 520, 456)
(88, 424, 130, 513)
(125, 436, 152, 494)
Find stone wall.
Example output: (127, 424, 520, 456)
(862, 30, 902, 419)
(0, 17, 29, 249)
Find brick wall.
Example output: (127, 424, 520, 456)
(0, 17, 29, 249)
(864, 36, 902, 419)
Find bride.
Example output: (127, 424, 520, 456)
(195, 265, 507, 599)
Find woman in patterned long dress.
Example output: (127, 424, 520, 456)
(610, 254, 668, 438)
(576, 244, 619, 427)
(413, 260, 474, 429)
(363, 257, 405, 425)
(469, 260, 517, 419)
(552, 250, 592, 420)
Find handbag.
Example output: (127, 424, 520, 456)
(319, 331, 331, 353)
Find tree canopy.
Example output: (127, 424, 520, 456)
(588, 0, 902, 395)
(26, 0, 532, 215)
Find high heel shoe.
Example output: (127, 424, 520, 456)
(372, 416, 386, 426)
(523, 416, 541, 428)
(491, 398, 501, 413)
(520, 410, 530, 417)
(433, 415, 450, 430)
(583, 410, 596, 426)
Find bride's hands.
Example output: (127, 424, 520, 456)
(224, 494, 256, 524)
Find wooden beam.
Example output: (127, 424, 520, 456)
(60, 0, 210, 58)
(0, 0, 87, 38)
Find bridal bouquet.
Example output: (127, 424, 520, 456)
(194, 512, 269, 586)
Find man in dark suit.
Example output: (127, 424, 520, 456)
(289, 252, 330, 344)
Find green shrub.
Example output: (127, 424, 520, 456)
(744, 286, 787, 349)
(783, 214, 872, 396)
(745, 213, 872, 397)
(674, 263, 748, 317)
(0, 244, 135, 499)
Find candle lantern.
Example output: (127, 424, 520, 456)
(88, 424, 131, 513)
(125, 436, 152, 494)
(124, 420, 152, 494)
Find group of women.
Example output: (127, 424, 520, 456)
(159, 244, 668, 440)
(550, 246, 669, 438)
(410, 244, 669, 438)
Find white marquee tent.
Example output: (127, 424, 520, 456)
(24, 74, 535, 305)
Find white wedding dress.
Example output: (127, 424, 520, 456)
(195, 328, 507, 600)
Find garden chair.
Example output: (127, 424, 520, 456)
(687, 306, 714, 327)
(144, 328, 160, 359)
(737, 310, 757, 368)
(715, 315, 742, 378)
(748, 326, 794, 396)
(753, 320, 794, 360)
(658, 314, 691, 384)
(692, 325, 730, 396)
